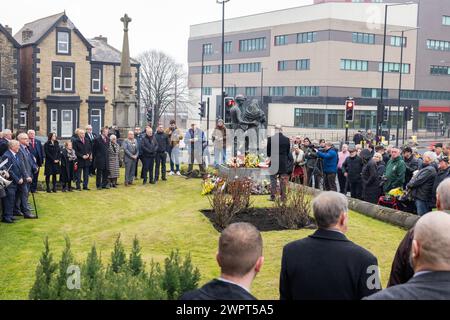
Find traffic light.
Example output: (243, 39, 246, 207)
(198, 102, 206, 118)
(404, 106, 412, 121)
(383, 107, 389, 122)
(345, 99, 355, 122)
(224, 97, 235, 108)
(377, 101, 384, 123)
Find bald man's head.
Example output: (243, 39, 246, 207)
(436, 178, 450, 211)
(412, 212, 450, 272)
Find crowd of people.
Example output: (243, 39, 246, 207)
(267, 126, 450, 217)
(183, 181, 450, 300)
(0, 120, 211, 224)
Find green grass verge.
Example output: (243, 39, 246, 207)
(0, 169, 406, 299)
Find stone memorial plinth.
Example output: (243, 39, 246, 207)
(218, 165, 271, 184)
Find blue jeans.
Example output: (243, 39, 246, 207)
(415, 199, 432, 216)
(214, 147, 226, 167)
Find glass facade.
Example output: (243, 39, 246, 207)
(378, 62, 410, 74)
(269, 87, 285, 96)
(274, 35, 287, 46)
(239, 62, 261, 73)
(224, 41, 232, 54)
(427, 39, 450, 51)
(362, 88, 389, 98)
(296, 59, 310, 70)
(295, 86, 319, 96)
(297, 32, 317, 43)
(401, 90, 450, 101)
(430, 65, 450, 76)
(245, 87, 257, 96)
(278, 61, 288, 71)
(352, 32, 375, 44)
(341, 59, 368, 71)
(239, 37, 267, 52)
(390, 36, 407, 47)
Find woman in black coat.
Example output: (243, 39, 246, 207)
(361, 149, 381, 204)
(44, 132, 61, 193)
(60, 141, 77, 192)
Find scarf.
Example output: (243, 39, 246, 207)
(66, 148, 77, 161)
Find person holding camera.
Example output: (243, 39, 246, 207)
(317, 142, 338, 192)
(303, 138, 322, 189)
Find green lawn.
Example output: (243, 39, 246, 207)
(0, 170, 406, 299)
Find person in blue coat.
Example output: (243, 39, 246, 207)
(27, 130, 44, 193)
(317, 142, 338, 191)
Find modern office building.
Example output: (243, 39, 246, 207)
(188, 0, 450, 139)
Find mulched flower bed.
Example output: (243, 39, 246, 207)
(201, 208, 317, 232)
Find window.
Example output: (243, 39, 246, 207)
(352, 32, 375, 44)
(278, 61, 288, 71)
(296, 59, 310, 70)
(202, 65, 213, 74)
(218, 64, 232, 73)
(427, 39, 450, 51)
(443, 16, 450, 26)
(239, 37, 266, 52)
(50, 109, 58, 133)
(430, 65, 450, 75)
(64, 67, 73, 91)
(294, 109, 328, 128)
(225, 87, 237, 97)
(203, 43, 213, 55)
(295, 86, 319, 97)
(297, 32, 317, 44)
(57, 31, 70, 54)
(340, 59, 368, 71)
(19, 111, 27, 127)
(91, 67, 102, 92)
(53, 66, 62, 91)
(269, 87, 285, 96)
(390, 36, 407, 47)
(378, 62, 410, 74)
(401, 90, 450, 101)
(202, 87, 212, 96)
(239, 62, 261, 73)
(361, 88, 389, 98)
(245, 87, 257, 96)
(274, 35, 287, 46)
(224, 41, 232, 54)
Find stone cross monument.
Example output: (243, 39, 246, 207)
(113, 13, 138, 130)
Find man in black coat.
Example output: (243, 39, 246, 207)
(27, 130, 44, 193)
(0, 129, 13, 157)
(141, 127, 157, 184)
(403, 147, 419, 186)
(181, 223, 264, 300)
(342, 148, 364, 199)
(267, 125, 292, 201)
(361, 149, 381, 204)
(367, 212, 450, 300)
(85, 125, 97, 177)
(432, 157, 450, 206)
(73, 129, 92, 190)
(92, 127, 110, 190)
(280, 191, 380, 300)
(154, 124, 170, 182)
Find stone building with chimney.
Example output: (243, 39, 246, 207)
(0, 23, 21, 131)
(14, 12, 140, 137)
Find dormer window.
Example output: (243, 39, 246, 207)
(57, 30, 70, 54)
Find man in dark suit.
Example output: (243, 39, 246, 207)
(85, 125, 97, 177)
(367, 211, 450, 300)
(1, 140, 36, 223)
(92, 127, 110, 190)
(181, 223, 264, 300)
(15, 133, 38, 218)
(73, 129, 92, 191)
(267, 125, 292, 201)
(0, 129, 13, 157)
(280, 191, 381, 300)
(27, 130, 44, 193)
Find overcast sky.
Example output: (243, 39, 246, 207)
(1, 0, 312, 68)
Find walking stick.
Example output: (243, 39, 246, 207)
(31, 191, 38, 219)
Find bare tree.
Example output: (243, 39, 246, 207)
(137, 50, 189, 130)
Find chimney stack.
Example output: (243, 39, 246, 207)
(22, 28, 33, 43)
(94, 35, 108, 44)
(4, 25, 12, 35)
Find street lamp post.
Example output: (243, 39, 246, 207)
(379, 2, 416, 144)
(260, 67, 264, 104)
(217, 0, 230, 121)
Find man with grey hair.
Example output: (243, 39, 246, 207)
(0, 129, 13, 156)
(182, 222, 264, 300)
(27, 129, 44, 193)
(388, 178, 450, 287)
(368, 212, 450, 300)
(280, 191, 380, 300)
(406, 151, 437, 216)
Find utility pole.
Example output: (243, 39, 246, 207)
(174, 74, 177, 122)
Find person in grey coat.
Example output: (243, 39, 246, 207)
(366, 212, 450, 300)
(122, 131, 139, 186)
(108, 135, 121, 188)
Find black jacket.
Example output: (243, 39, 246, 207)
(267, 133, 292, 175)
(361, 159, 381, 204)
(280, 229, 380, 300)
(342, 156, 363, 183)
(141, 135, 158, 158)
(73, 137, 92, 168)
(44, 141, 61, 176)
(181, 279, 256, 300)
(404, 155, 419, 185)
(407, 164, 437, 202)
(93, 135, 110, 170)
(432, 168, 450, 205)
(367, 271, 450, 300)
(154, 131, 170, 154)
